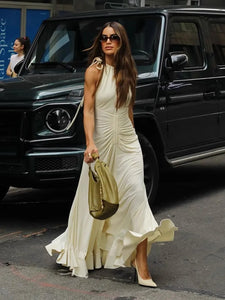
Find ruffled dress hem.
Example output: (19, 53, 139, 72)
(45, 218, 177, 278)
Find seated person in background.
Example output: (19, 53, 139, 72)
(6, 36, 30, 78)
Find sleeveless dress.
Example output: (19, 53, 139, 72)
(46, 62, 177, 278)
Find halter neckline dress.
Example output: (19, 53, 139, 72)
(46, 62, 177, 278)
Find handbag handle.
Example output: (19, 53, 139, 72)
(88, 153, 99, 169)
(65, 97, 84, 131)
(91, 153, 99, 160)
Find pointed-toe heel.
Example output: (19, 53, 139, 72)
(134, 260, 157, 288)
(137, 275, 157, 288)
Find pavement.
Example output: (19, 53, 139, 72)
(0, 262, 221, 300)
(0, 221, 223, 300)
(1, 155, 225, 300)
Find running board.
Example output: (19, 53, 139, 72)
(169, 146, 225, 166)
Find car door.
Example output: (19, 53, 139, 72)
(208, 17, 225, 144)
(163, 17, 219, 159)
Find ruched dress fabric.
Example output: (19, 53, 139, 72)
(46, 63, 177, 278)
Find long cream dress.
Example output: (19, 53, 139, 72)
(46, 62, 177, 278)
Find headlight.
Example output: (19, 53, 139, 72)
(46, 108, 71, 133)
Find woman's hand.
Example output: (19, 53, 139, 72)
(84, 144, 99, 164)
(11, 71, 17, 78)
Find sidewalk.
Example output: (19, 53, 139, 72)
(0, 263, 220, 300)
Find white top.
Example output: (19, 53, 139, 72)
(10, 54, 24, 72)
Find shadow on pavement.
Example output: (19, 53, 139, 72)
(154, 159, 225, 212)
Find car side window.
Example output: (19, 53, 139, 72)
(169, 21, 204, 69)
(41, 24, 75, 63)
(209, 21, 225, 67)
(120, 16, 162, 77)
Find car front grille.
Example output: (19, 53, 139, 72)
(35, 156, 82, 173)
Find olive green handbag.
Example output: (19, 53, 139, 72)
(88, 155, 119, 220)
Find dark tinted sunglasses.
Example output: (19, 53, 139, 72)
(100, 34, 120, 43)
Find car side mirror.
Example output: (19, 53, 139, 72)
(165, 52, 188, 71)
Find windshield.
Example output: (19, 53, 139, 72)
(27, 15, 163, 78)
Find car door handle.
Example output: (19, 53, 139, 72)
(167, 93, 203, 103)
(203, 91, 215, 100)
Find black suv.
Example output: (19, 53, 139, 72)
(0, 7, 225, 204)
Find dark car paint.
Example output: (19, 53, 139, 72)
(0, 6, 225, 198)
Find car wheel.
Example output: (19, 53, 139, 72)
(0, 184, 9, 201)
(138, 133, 159, 206)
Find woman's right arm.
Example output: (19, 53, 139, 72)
(83, 66, 100, 163)
(6, 58, 16, 77)
(6, 62, 12, 77)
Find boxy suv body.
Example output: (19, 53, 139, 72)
(0, 7, 225, 204)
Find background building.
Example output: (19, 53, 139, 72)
(0, 0, 224, 79)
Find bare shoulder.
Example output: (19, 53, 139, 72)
(85, 64, 102, 84)
(85, 64, 100, 76)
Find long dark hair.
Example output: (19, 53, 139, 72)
(17, 36, 31, 56)
(88, 22, 137, 109)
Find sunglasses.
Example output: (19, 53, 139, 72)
(100, 34, 120, 43)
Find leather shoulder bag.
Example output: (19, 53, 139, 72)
(88, 155, 119, 220)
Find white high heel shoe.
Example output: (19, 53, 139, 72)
(134, 260, 157, 288)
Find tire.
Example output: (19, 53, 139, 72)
(0, 184, 9, 201)
(137, 133, 159, 206)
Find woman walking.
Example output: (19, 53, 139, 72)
(46, 21, 177, 287)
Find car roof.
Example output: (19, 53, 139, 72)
(46, 6, 225, 22)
